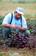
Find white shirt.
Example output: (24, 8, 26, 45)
(2, 13, 27, 29)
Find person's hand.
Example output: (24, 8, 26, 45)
(10, 24, 16, 29)
(16, 26, 26, 31)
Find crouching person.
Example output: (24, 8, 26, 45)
(2, 7, 30, 47)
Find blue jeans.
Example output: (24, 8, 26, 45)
(2, 28, 11, 40)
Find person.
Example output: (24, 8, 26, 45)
(2, 7, 27, 30)
(2, 7, 30, 47)
(2, 7, 30, 39)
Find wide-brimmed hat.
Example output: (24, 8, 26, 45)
(16, 7, 24, 15)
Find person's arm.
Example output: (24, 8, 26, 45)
(2, 23, 26, 30)
(2, 13, 12, 28)
(2, 24, 17, 29)
(16, 25, 26, 31)
(2, 24, 11, 28)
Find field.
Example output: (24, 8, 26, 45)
(0, 2, 36, 19)
(0, 48, 36, 56)
(0, 1, 36, 56)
